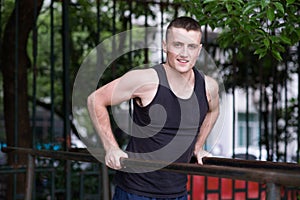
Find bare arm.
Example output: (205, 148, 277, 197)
(194, 76, 220, 164)
(87, 69, 157, 169)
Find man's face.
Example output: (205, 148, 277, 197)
(163, 27, 202, 73)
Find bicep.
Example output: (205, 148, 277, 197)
(92, 69, 155, 107)
(205, 76, 219, 112)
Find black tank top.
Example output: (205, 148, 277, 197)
(114, 64, 209, 198)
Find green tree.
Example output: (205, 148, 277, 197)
(0, 0, 160, 198)
(180, 0, 300, 160)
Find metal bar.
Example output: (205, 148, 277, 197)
(266, 183, 280, 200)
(13, 1, 20, 198)
(3, 147, 300, 189)
(62, 1, 71, 199)
(202, 156, 300, 171)
(32, 0, 38, 149)
(120, 158, 300, 187)
(50, 0, 55, 144)
(232, 49, 236, 159)
(14, 0, 19, 164)
(25, 154, 34, 200)
(4, 146, 300, 171)
(102, 164, 110, 200)
(298, 42, 300, 162)
(284, 55, 288, 162)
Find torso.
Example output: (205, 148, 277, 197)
(114, 64, 209, 198)
(134, 64, 196, 107)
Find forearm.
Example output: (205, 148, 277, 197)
(194, 108, 219, 154)
(87, 93, 119, 152)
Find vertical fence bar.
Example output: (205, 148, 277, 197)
(266, 183, 280, 200)
(50, 0, 55, 147)
(31, 1, 39, 199)
(271, 60, 277, 161)
(144, 1, 149, 65)
(49, 2, 56, 199)
(112, 0, 116, 78)
(62, 0, 71, 199)
(160, 2, 164, 63)
(296, 42, 300, 162)
(232, 49, 236, 159)
(32, 0, 38, 148)
(14, 0, 19, 162)
(246, 84, 249, 159)
(102, 164, 110, 200)
(284, 55, 288, 162)
(232, 49, 237, 200)
(258, 67, 263, 160)
(13, 1, 20, 199)
(258, 76, 263, 198)
(25, 154, 34, 200)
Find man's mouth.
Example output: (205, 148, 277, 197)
(177, 59, 189, 63)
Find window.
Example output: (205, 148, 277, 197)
(237, 113, 259, 147)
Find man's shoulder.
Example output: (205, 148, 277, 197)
(124, 66, 158, 83)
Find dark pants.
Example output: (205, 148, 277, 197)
(112, 186, 188, 200)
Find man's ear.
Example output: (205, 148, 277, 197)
(162, 40, 167, 53)
(197, 43, 203, 56)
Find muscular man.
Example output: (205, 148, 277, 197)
(87, 16, 219, 200)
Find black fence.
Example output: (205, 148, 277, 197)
(0, 0, 300, 199)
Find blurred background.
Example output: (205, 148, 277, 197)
(0, 0, 300, 199)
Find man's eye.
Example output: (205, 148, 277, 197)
(173, 43, 183, 48)
(188, 44, 198, 49)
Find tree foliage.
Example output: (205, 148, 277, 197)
(184, 0, 300, 61)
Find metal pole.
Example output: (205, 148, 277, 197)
(266, 183, 280, 200)
(62, 0, 71, 199)
(102, 164, 110, 200)
(25, 154, 34, 200)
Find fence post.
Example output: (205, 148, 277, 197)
(102, 164, 110, 200)
(25, 154, 34, 200)
(266, 182, 280, 200)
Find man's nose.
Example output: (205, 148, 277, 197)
(179, 46, 188, 57)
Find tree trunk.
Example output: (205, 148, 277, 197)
(0, 0, 43, 199)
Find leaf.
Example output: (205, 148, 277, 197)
(254, 48, 267, 55)
(271, 49, 282, 61)
(267, 7, 275, 22)
(254, 48, 267, 59)
(263, 38, 270, 48)
(226, 3, 233, 12)
(269, 35, 280, 43)
(280, 35, 292, 45)
(243, 3, 259, 15)
(287, 0, 296, 5)
(274, 2, 284, 14)
(261, 0, 269, 9)
(203, 0, 217, 4)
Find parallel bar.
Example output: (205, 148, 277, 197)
(25, 154, 34, 200)
(202, 157, 300, 171)
(2, 147, 100, 163)
(3, 147, 300, 188)
(120, 158, 300, 187)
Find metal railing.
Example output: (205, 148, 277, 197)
(2, 146, 300, 200)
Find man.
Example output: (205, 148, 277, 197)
(87, 16, 219, 200)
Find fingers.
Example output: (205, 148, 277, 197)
(105, 148, 128, 170)
(196, 150, 212, 165)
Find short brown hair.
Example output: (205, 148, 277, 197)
(167, 16, 202, 33)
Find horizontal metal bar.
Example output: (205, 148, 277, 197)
(2, 146, 101, 163)
(120, 158, 300, 187)
(202, 157, 300, 171)
(2, 146, 300, 187)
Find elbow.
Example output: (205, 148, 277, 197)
(87, 92, 95, 111)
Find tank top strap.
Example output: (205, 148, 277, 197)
(152, 64, 169, 88)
